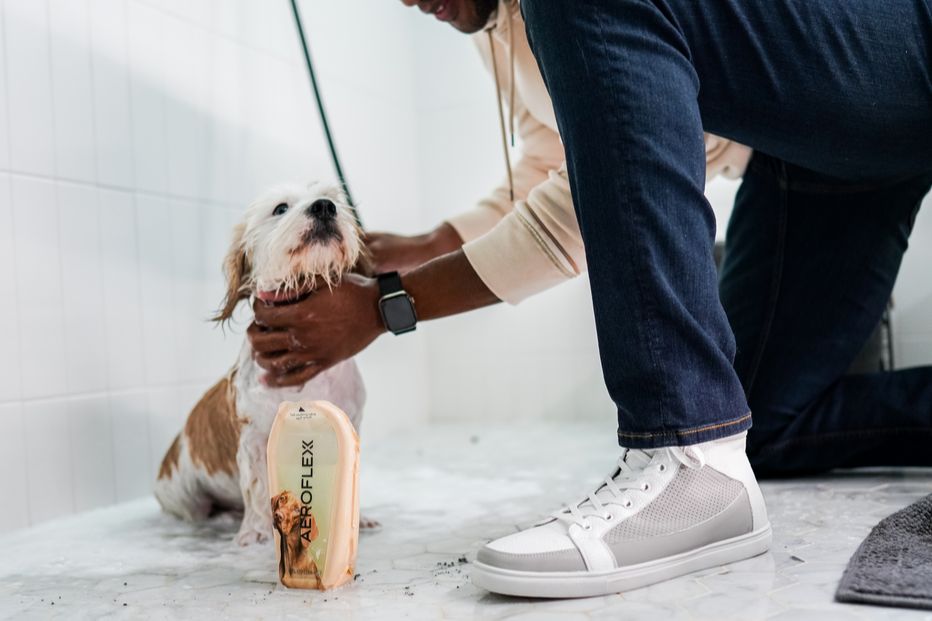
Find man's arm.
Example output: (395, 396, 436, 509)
(364, 222, 464, 274)
(248, 249, 499, 387)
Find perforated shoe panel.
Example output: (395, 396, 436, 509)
(604, 466, 748, 544)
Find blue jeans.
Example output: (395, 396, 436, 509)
(723, 154, 932, 476)
(521, 0, 932, 449)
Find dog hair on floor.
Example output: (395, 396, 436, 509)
(154, 182, 369, 545)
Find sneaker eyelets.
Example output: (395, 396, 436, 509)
(583, 522, 592, 531)
(624, 499, 633, 508)
(642, 482, 651, 492)
(603, 512, 614, 521)
(658, 464, 666, 472)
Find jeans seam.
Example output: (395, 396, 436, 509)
(588, 0, 670, 429)
(617, 412, 751, 439)
(742, 159, 788, 399)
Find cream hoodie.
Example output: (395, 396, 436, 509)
(446, 0, 752, 304)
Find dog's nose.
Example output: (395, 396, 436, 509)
(306, 199, 337, 220)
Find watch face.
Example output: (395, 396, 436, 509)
(380, 295, 417, 333)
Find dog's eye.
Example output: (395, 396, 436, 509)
(272, 203, 289, 216)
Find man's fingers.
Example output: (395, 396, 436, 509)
(263, 362, 324, 388)
(255, 351, 317, 375)
(252, 297, 312, 329)
(247, 324, 295, 354)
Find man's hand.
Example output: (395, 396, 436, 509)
(248, 274, 385, 387)
(364, 222, 463, 273)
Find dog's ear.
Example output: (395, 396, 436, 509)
(213, 222, 251, 323)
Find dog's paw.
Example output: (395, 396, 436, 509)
(359, 514, 382, 531)
(235, 527, 270, 546)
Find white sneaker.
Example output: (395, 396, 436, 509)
(471, 432, 771, 598)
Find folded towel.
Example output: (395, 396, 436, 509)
(836, 493, 932, 611)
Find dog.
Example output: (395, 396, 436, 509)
(271, 491, 320, 584)
(154, 182, 369, 545)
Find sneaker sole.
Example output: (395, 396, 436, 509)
(471, 524, 772, 598)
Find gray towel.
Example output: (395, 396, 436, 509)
(836, 493, 932, 610)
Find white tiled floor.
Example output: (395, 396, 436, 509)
(1, 422, 930, 621)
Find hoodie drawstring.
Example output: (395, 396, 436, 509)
(508, 8, 515, 149)
(487, 6, 516, 203)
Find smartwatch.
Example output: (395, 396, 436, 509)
(376, 272, 417, 335)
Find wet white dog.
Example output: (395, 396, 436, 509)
(154, 182, 371, 545)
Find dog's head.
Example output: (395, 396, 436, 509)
(271, 490, 302, 534)
(213, 182, 363, 322)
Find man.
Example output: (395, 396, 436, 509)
(249, 0, 932, 598)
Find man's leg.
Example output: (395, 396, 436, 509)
(720, 154, 932, 476)
(522, 0, 750, 446)
(470, 0, 769, 599)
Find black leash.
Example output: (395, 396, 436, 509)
(289, 0, 362, 228)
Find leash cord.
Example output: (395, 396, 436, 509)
(289, 0, 362, 228)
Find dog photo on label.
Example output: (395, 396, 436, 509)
(271, 490, 320, 585)
(154, 182, 376, 545)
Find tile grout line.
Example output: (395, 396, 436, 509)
(0, 167, 242, 210)
(0, 379, 218, 408)
(83, 0, 119, 507)
(45, 0, 81, 519)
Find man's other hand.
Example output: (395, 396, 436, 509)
(364, 222, 463, 273)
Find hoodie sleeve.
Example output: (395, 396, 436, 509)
(462, 162, 584, 304)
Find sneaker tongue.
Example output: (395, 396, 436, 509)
(621, 448, 654, 469)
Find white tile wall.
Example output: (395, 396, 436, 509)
(893, 193, 932, 367)
(97, 188, 146, 389)
(0, 174, 21, 403)
(4, 0, 56, 176)
(0, 5, 9, 170)
(49, 0, 97, 184)
(58, 182, 109, 395)
(23, 399, 75, 524)
(89, 0, 135, 188)
(0, 403, 28, 531)
(69, 395, 116, 512)
(126, 1, 169, 194)
(108, 391, 152, 502)
(0, 0, 430, 533)
(11, 175, 68, 400)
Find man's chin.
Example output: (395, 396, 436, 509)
(449, 19, 486, 34)
(450, 0, 497, 34)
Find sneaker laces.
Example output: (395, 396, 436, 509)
(556, 446, 706, 530)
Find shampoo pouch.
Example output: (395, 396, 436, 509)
(267, 400, 360, 589)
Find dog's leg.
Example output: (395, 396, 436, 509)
(154, 435, 215, 522)
(235, 421, 272, 545)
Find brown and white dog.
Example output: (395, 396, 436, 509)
(155, 182, 367, 545)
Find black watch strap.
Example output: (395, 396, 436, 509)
(377, 271, 404, 296)
(376, 271, 417, 335)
